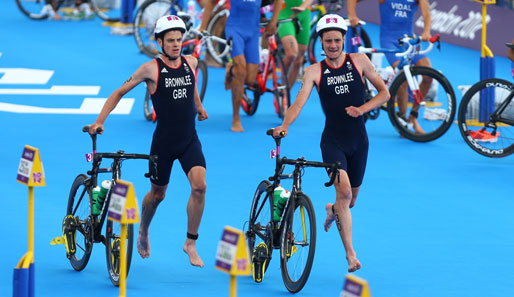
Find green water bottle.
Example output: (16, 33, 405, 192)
(273, 186, 290, 221)
(92, 180, 111, 216)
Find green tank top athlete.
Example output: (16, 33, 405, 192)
(278, 0, 311, 46)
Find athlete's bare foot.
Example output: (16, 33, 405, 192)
(231, 120, 244, 132)
(347, 256, 361, 272)
(137, 229, 150, 258)
(323, 203, 335, 232)
(224, 62, 233, 90)
(410, 115, 425, 134)
(183, 240, 204, 267)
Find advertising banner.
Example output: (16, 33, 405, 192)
(342, 0, 514, 57)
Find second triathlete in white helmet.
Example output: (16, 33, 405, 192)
(273, 14, 390, 273)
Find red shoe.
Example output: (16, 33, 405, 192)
(469, 129, 499, 143)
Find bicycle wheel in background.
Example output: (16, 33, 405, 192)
(143, 88, 155, 121)
(66, 174, 94, 271)
(205, 9, 230, 66)
(105, 214, 134, 286)
(242, 84, 261, 116)
(16, 0, 63, 20)
(387, 66, 456, 142)
(134, 0, 179, 58)
(196, 59, 208, 102)
(89, 0, 120, 22)
(245, 180, 273, 274)
(271, 52, 291, 119)
(280, 193, 316, 293)
(457, 78, 514, 157)
(307, 25, 372, 64)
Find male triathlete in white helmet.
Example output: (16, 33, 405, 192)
(90, 15, 208, 268)
(273, 14, 390, 272)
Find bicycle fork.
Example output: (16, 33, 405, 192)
(402, 65, 424, 105)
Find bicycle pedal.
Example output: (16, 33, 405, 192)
(252, 242, 268, 283)
(62, 215, 77, 257)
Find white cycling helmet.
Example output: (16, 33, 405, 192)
(316, 14, 348, 36)
(154, 15, 186, 38)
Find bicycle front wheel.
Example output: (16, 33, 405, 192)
(105, 218, 134, 286)
(66, 174, 94, 271)
(196, 59, 208, 102)
(457, 78, 514, 157)
(90, 0, 120, 22)
(387, 66, 456, 142)
(272, 52, 291, 119)
(134, 0, 178, 58)
(280, 193, 316, 293)
(246, 180, 274, 274)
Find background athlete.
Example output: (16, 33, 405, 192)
(277, 0, 313, 88)
(89, 15, 208, 267)
(273, 14, 389, 272)
(348, 0, 432, 134)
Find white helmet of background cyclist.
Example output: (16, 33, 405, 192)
(316, 14, 348, 36)
(154, 15, 186, 38)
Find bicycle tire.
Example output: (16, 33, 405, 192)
(457, 78, 514, 157)
(90, 0, 120, 22)
(387, 66, 456, 142)
(143, 88, 154, 121)
(105, 213, 134, 287)
(66, 174, 94, 271)
(134, 0, 180, 58)
(205, 9, 230, 66)
(246, 180, 273, 273)
(242, 83, 261, 116)
(16, 0, 63, 20)
(307, 25, 372, 64)
(272, 52, 291, 119)
(196, 59, 208, 102)
(280, 193, 316, 293)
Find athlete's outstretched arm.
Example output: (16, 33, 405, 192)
(273, 63, 319, 137)
(90, 61, 155, 134)
(419, 0, 432, 41)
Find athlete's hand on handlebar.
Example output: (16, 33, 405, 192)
(420, 31, 432, 42)
(88, 123, 104, 135)
(269, 127, 287, 138)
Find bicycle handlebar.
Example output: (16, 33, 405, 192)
(188, 28, 232, 59)
(358, 34, 440, 57)
(266, 128, 340, 187)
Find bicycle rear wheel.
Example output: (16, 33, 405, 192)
(196, 59, 208, 102)
(205, 9, 230, 66)
(272, 52, 291, 119)
(66, 174, 94, 271)
(280, 193, 316, 293)
(134, 0, 179, 58)
(16, 0, 63, 20)
(246, 180, 274, 277)
(387, 66, 456, 142)
(457, 78, 514, 157)
(105, 214, 134, 286)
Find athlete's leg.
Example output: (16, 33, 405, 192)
(289, 44, 307, 88)
(281, 35, 299, 84)
(230, 54, 247, 132)
(324, 169, 361, 272)
(183, 165, 206, 267)
(137, 182, 168, 258)
(416, 57, 433, 97)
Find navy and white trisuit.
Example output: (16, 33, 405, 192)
(149, 56, 205, 186)
(317, 54, 368, 187)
